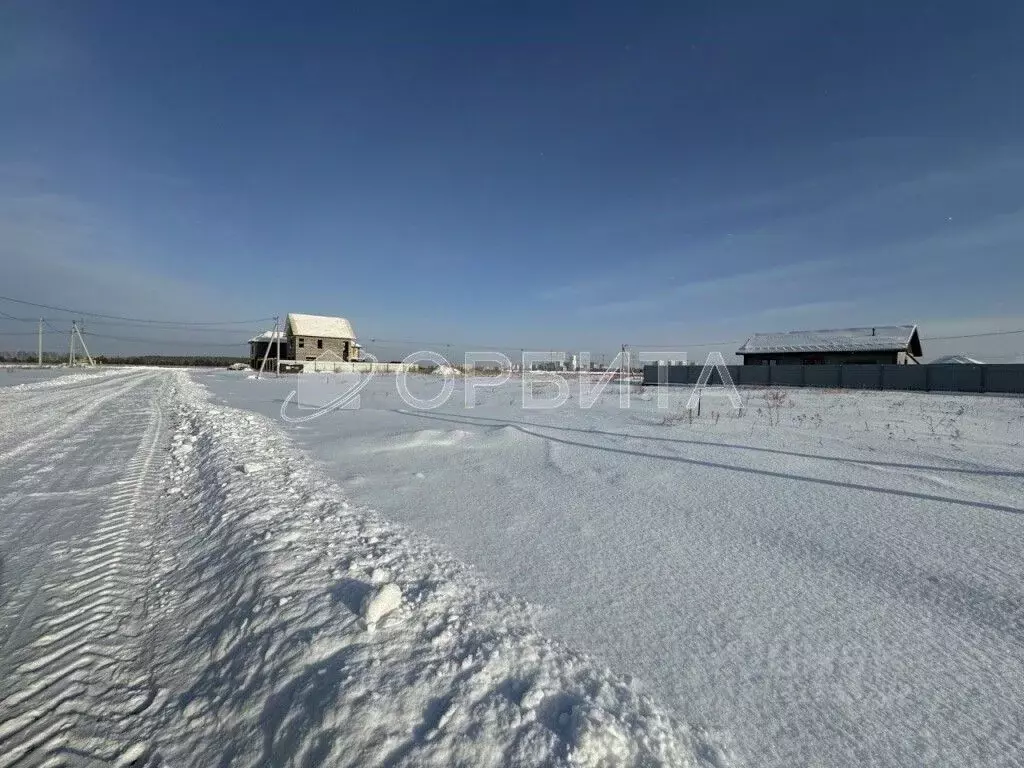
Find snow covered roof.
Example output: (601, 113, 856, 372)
(287, 313, 356, 339)
(930, 354, 984, 365)
(738, 325, 922, 356)
(248, 330, 286, 343)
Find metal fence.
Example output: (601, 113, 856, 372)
(641, 363, 1024, 395)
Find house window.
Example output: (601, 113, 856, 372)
(298, 338, 304, 348)
(317, 339, 323, 349)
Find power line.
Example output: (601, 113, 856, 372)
(923, 329, 1024, 341)
(630, 339, 743, 349)
(0, 294, 273, 326)
(0, 309, 35, 323)
(62, 317, 269, 333)
(80, 330, 246, 348)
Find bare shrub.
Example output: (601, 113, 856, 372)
(762, 389, 790, 426)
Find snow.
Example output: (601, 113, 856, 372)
(361, 582, 403, 628)
(3, 365, 1022, 766)
(0, 368, 727, 767)
(0, 365, 123, 390)
(194, 369, 1024, 767)
(287, 312, 355, 339)
(434, 364, 463, 376)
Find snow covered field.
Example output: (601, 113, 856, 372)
(1, 367, 1022, 767)
(195, 369, 1024, 767)
(0, 369, 727, 767)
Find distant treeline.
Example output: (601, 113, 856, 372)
(0, 352, 247, 367)
(93, 355, 248, 367)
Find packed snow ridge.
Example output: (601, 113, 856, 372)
(0, 369, 731, 767)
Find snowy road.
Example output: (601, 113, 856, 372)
(0, 369, 725, 767)
(0, 370, 169, 764)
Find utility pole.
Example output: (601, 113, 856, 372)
(275, 314, 282, 375)
(256, 316, 279, 379)
(69, 322, 75, 366)
(38, 318, 43, 367)
(74, 322, 94, 366)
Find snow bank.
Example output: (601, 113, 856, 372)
(153, 372, 731, 767)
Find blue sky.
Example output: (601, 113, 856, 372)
(2, 0, 1023, 360)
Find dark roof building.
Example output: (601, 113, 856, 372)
(248, 330, 288, 369)
(738, 325, 922, 365)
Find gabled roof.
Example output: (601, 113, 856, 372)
(248, 330, 286, 343)
(738, 325, 921, 356)
(286, 313, 355, 339)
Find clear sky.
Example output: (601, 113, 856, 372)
(2, 0, 1023, 361)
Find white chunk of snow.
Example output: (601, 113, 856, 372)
(360, 582, 402, 628)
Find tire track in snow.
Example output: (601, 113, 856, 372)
(0, 372, 151, 467)
(0, 373, 150, 659)
(0, 372, 171, 767)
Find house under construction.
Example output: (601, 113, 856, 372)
(248, 313, 362, 369)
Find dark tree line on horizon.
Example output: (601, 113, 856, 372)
(1, 351, 247, 367)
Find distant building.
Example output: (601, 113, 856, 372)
(248, 313, 360, 370)
(248, 330, 288, 369)
(287, 313, 360, 362)
(738, 325, 922, 365)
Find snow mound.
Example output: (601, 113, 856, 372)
(434, 364, 462, 376)
(376, 428, 475, 452)
(157, 371, 732, 767)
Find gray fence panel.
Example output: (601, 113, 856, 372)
(883, 365, 928, 391)
(803, 365, 841, 388)
(644, 363, 1024, 394)
(737, 366, 769, 386)
(841, 365, 882, 389)
(927, 365, 983, 392)
(668, 366, 690, 385)
(982, 364, 1024, 394)
(642, 364, 669, 386)
(770, 366, 804, 387)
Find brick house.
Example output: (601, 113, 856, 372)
(287, 313, 360, 362)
